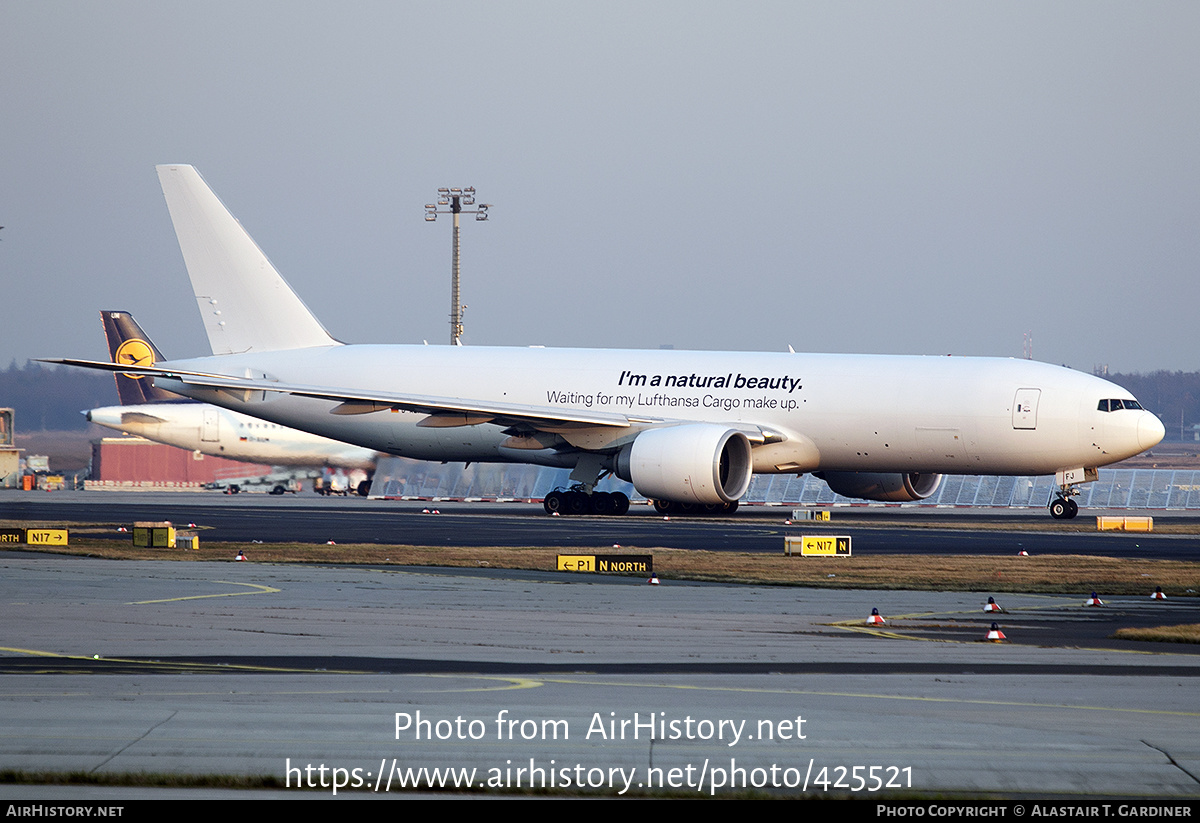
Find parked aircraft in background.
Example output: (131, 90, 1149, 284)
(52, 165, 1164, 517)
(85, 310, 378, 494)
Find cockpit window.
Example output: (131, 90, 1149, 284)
(1098, 398, 1143, 412)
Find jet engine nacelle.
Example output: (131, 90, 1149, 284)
(615, 424, 753, 505)
(818, 471, 943, 502)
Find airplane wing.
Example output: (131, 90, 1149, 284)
(43, 357, 782, 442)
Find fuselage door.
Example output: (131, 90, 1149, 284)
(1012, 388, 1040, 430)
(202, 407, 220, 442)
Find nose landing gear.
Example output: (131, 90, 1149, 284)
(1049, 492, 1079, 520)
(1048, 468, 1097, 520)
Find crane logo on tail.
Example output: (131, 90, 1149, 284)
(113, 338, 155, 379)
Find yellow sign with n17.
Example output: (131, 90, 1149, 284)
(784, 535, 851, 556)
(803, 535, 850, 556)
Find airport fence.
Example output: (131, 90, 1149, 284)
(369, 457, 1200, 509)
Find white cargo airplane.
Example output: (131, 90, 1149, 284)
(85, 309, 377, 492)
(50, 165, 1165, 518)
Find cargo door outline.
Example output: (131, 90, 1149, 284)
(201, 407, 220, 442)
(1012, 388, 1040, 430)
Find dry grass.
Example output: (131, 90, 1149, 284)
(1112, 624, 1200, 644)
(15, 538, 1200, 596)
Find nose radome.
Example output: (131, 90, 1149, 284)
(1139, 412, 1165, 451)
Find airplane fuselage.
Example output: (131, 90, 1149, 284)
(155, 345, 1161, 478)
(87, 400, 378, 470)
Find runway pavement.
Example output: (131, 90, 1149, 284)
(6, 490, 1200, 558)
(1, 538, 1198, 799)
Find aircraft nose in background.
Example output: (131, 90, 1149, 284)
(1139, 412, 1166, 451)
(85, 407, 121, 427)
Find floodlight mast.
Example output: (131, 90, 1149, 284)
(424, 188, 490, 345)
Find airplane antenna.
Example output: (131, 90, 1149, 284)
(425, 188, 491, 346)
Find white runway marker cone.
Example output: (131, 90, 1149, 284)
(984, 596, 1004, 613)
(867, 608, 885, 625)
(985, 622, 1006, 642)
(1085, 591, 1104, 607)
(234, 550, 246, 561)
(1017, 550, 1029, 556)
(648, 573, 660, 586)
(1151, 586, 1167, 600)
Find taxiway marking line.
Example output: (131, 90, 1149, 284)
(128, 580, 280, 604)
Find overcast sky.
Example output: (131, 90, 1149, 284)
(4, 2, 1198, 373)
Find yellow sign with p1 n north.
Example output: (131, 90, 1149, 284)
(557, 554, 654, 574)
(784, 535, 851, 556)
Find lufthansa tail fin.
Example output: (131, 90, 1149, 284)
(156, 165, 341, 356)
(101, 310, 184, 405)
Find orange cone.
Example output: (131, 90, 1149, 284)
(866, 608, 885, 625)
(985, 622, 1006, 642)
(1151, 586, 1166, 600)
(234, 550, 246, 562)
(648, 573, 660, 586)
(1085, 591, 1104, 607)
(984, 596, 1004, 613)
(1017, 550, 1029, 556)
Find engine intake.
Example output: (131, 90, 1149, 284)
(617, 424, 753, 504)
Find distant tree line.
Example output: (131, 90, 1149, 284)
(1105, 371, 1200, 441)
(0, 361, 117, 432)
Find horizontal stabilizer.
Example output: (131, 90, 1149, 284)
(156, 165, 340, 355)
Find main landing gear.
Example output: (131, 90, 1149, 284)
(1048, 490, 1080, 520)
(653, 499, 739, 516)
(541, 488, 741, 517)
(543, 486, 630, 516)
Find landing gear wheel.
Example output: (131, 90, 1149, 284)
(543, 491, 565, 514)
(611, 492, 630, 516)
(1065, 498, 1079, 519)
(723, 500, 739, 514)
(1049, 497, 1069, 519)
(590, 491, 616, 515)
(653, 499, 673, 514)
(357, 480, 371, 497)
(565, 490, 589, 515)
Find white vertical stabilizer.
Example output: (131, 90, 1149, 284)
(156, 164, 340, 355)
